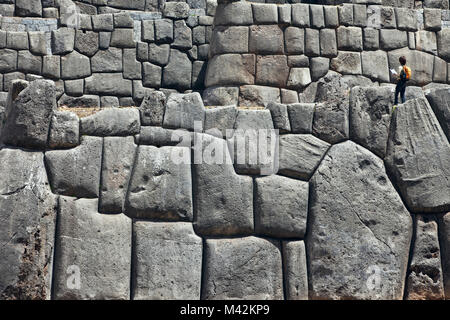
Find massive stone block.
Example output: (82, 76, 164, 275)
(91, 47, 123, 73)
(266, 102, 291, 133)
(45, 136, 103, 198)
(193, 134, 253, 236)
(349, 86, 393, 158)
(1, 80, 56, 150)
(279, 134, 330, 180)
(284, 27, 304, 55)
(425, 87, 450, 141)
(139, 90, 166, 126)
(283, 241, 308, 300)
(132, 222, 202, 300)
(48, 110, 80, 149)
(307, 141, 413, 300)
(214, 1, 253, 26)
(162, 49, 192, 90)
(99, 136, 137, 214)
(406, 215, 445, 300)
(85, 73, 132, 96)
(125, 146, 193, 221)
(238, 85, 281, 107)
(255, 55, 289, 87)
(205, 54, 255, 87)
(204, 105, 238, 138)
(388, 48, 434, 86)
(163, 92, 205, 131)
(385, 98, 450, 213)
(331, 51, 362, 75)
(210, 26, 249, 56)
(61, 51, 91, 80)
(52, 197, 131, 300)
(255, 175, 308, 238)
(0, 149, 56, 300)
(80, 108, 141, 137)
(438, 213, 450, 299)
(249, 25, 284, 54)
(202, 237, 283, 300)
(361, 50, 390, 83)
(0, 49, 18, 73)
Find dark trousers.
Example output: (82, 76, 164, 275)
(395, 81, 407, 105)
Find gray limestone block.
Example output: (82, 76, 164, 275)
(80, 108, 140, 137)
(310, 57, 330, 82)
(0, 31, 6, 49)
(75, 30, 99, 57)
(287, 103, 315, 134)
(163, 92, 205, 131)
(305, 28, 320, 57)
(109, 0, 145, 10)
(113, 12, 134, 28)
(143, 62, 162, 88)
(425, 87, 450, 140)
(380, 29, 408, 50)
(142, 20, 155, 42)
(238, 84, 281, 107)
(203, 237, 283, 300)
(385, 98, 450, 213)
(52, 197, 131, 300)
(193, 133, 254, 236)
(279, 134, 330, 180)
(92, 14, 114, 32)
(163, 2, 189, 19)
(292, 4, 310, 27)
(110, 28, 136, 48)
(16, 0, 42, 17)
(255, 175, 308, 238)
(361, 50, 389, 83)
(249, 25, 284, 55)
(48, 110, 80, 149)
(353, 4, 367, 27)
(29, 31, 49, 56)
(284, 27, 304, 55)
(0, 149, 56, 300)
(252, 3, 278, 24)
(61, 51, 91, 80)
(0, 49, 17, 73)
(101, 96, 120, 108)
(266, 102, 291, 133)
(364, 28, 380, 50)
(132, 222, 203, 300)
(99, 136, 137, 214)
(438, 213, 450, 299)
(283, 241, 308, 300)
(437, 29, 450, 61)
(416, 30, 437, 55)
(310, 4, 325, 28)
(85, 73, 132, 96)
(278, 4, 291, 24)
(379, 6, 397, 29)
(213, 1, 253, 26)
(286, 68, 312, 90)
(395, 8, 418, 31)
(139, 89, 166, 126)
(173, 20, 192, 50)
(123, 48, 142, 80)
(406, 215, 445, 300)
(307, 140, 413, 300)
(2, 80, 56, 150)
(149, 43, 170, 66)
(331, 51, 362, 76)
(349, 86, 393, 158)
(7, 32, 29, 50)
(155, 19, 173, 43)
(17, 50, 42, 75)
(98, 31, 111, 49)
(281, 89, 299, 104)
(433, 56, 447, 83)
(64, 79, 84, 97)
(320, 28, 337, 57)
(162, 49, 192, 90)
(204, 105, 238, 138)
(255, 55, 289, 87)
(205, 54, 255, 87)
(202, 86, 239, 107)
(137, 42, 149, 61)
(210, 26, 249, 56)
(45, 136, 103, 198)
(337, 26, 363, 51)
(193, 26, 206, 45)
(125, 145, 193, 221)
(58, 94, 100, 108)
(388, 48, 434, 86)
(51, 27, 75, 55)
(338, 3, 354, 26)
(137, 126, 193, 147)
(324, 5, 339, 28)
(424, 8, 442, 31)
(42, 55, 60, 79)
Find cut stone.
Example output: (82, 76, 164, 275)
(163, 92, 205, 131)
(80, 108, 140, 137)
(283, 241, 308, 300)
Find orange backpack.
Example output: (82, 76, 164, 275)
(403, 66, 412, 81)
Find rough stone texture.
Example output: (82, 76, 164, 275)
(132, 222, 202, 300)
(99, 136, 137, 214)
(361, 50, 390, 83)
(425, 87, 450, 140)
(287, 103, 315, 134)
(406, 215, 445, 300)
(162, 49, 192, 90)
(255, 175, 308, 238)
(0, 49, 18, 73)
(285, 27, 304, 55)
(193, 134, 253, 236)
(75, 30, 99, 57)
(202, 86, 239, 106)
(204, 105, 237, 138)
(386, 98, 450, 213)
(203, 237, 283, 300)
(310, 57, 330, 82)
(437, 29, 450, 60)
(61, 51, 91, 80)
(388, 48, 435, 86)
(16, 0, 42, 17)
(283, 241, 308, 300)
(139, 90, 166, 126)
(85, 73, 132, 96)
(438, 213, 450, 299)
(52, 197, 131, 300)
(349, 86, 393, 158)
(238, 85, 280, 108)
(255, 55, 289, 87)
(320, 28, 337, 57)
(2, 80, 56, 150)
(266, 102, 291, 133)
(163, 92, 205, 131)
(337, 26, 363, 51)
(331, 51, 362, 75)
(45, 136, 103, 198)
(292, 4, 310, 27)
(48, 110, 79, 149)
(287, 68, 312, 89)
(52, 27, 75, 55)
(149, 44, 171, 66)
(91, 47, 123, 73)
(278, 134, 329, 180)
(307, 141, 413, 300)
(125, 146, 192, 221)
(249, 25, 284, 54)
(205, 54, 255, 87)
(0, 149, 56, 300)
(380, 29, 408, 50)
(137, 126, 193, 147)
(214, 1, 253, 26)
(80, 108, 140, 137)
(210, 26, 249, 56)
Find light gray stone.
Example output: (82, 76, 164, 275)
(52, 197, 131, 300)
(162, 49, 192, 90)
(433, 56, 447, 83)
(205, 54, 255, 87)
(110, 28, 135, 48)
(45, 136, 103, 198)
(155, 19, 173, 43)
(203, 237, 283, 300)
(424, 8, 442, 31)
(163, 2, 189, 19)
(210, 26, 249, 56)
(252, 3, 278, 24)
(75, 30, 99, 57)
(439, 213, 450, 299)
(249, 25, 284, 54)
(308, 141, 413, 300)
(137, 126, 192, 147)
(61, 51, 91, 80)
(85, 73, 132, 96)
(425, 87, 450, 140)
(320, 29, 337, 57)
(324, 5, 339, 28)
(204, 105, 237, 138)
(80, 108, 140, 137)
(281, 89, 299, 104)
(283, 241, 308, 300)
(163, 92, 205, 130)
(361, 50, 390, 83)
(143, 62, 162, 88)
(305, 28, 320, 56)
(388, 48, 434, 86)
(287, 68, 312, 89)
(213, 1, 253, 26)
(337, 26, 363, 51)
(173, 20, 192, 50)
(92, 14, 114, 31)
(64, 79, 84, 97)
(338, 3, 354, 26)
(0, 49, 17, 73)
(256, 55, 289, 87)
(380, 29, 408, 50)
(287, 103, 315, 134)
(396, 8, 418, 31)
(278, 4, 291, 24)
(292, 4, 310, 27)
(0, 149, 56, 300)
(48, 110, 79, 149)
(7, 32, 29, 50)
(16, 0, 42, 17)
(266, 102, 291, 133)
(193, 134, 254, 236)
(255, 175, 308, 238)
(42, 55, 60, 79)
(364, 28, 380, 50)
(202, 86, 239, 107)
(437, 29, 450, 60)
(331, 51, 362, 75)
(125, 146, 193, 221)
(386, 98, 450, 213)
(29, 32, 48, 56)
(139, 90, 166, 126)
(98, 31, 111, 49)
(416, 30, 437, 55)
(285, 27, 304, 55)
(51, 27, 74, 55)
(17, 50, 42, 75)
(310, 4, 325, 28)
(238, 85, 280, 107)
(132, 222, 202, 300)
(310, 57, 330, 82)
(287, 55, 310, 68)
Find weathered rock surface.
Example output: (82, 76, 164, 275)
(1, 80, 56, 150)
(425, 87, 450, 141)
(0, 149, 56, 300)
(385, 98, 450, 213)
(287, 103, 315, 134)
(204, 105, 237, 138)
(279, 134, 330, 180)
(266, 102, 291, 133)
(48, 111, 80, 149)
(307, 141, 413, 300)
(438, 213, 450, 299)
(80, 108, 141, 137)
(137, 126, 193, 147)
(203, 237, 283, 300)
(193, 134, 253, 236)
(125, 146, 193, 221)
(283, 241, 308, 300)
(349, 86, 393, 158)
(255, 175, 308, 238)
(133, 222, 202, 300)
(163, 92, 205, 131)
(139, 90, 166, 127)
(99, 136, 137, 214)
(52, 197, 131, 300)
(205, 54, 255, 87)
(45, 136, 103, 198)
(406, 215, 445, 300)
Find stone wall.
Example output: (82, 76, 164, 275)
(204, 1, 450, 106)
(0, 75, 449, 300)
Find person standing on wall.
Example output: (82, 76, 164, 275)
(392, 56, 412, 112)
